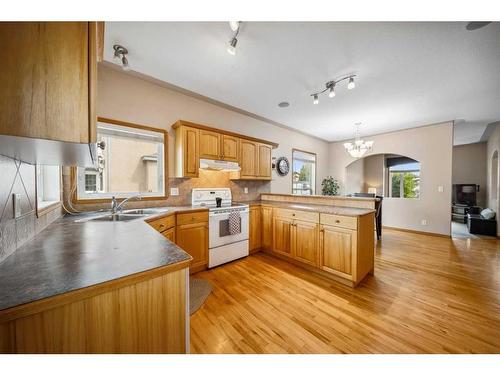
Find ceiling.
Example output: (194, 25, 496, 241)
(104, 22, 500, 144)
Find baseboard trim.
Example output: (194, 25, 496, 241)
(382, 226, 450, 238)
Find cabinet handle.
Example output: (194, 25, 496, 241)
(292, 213, 296, 216)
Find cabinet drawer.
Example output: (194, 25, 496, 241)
(274, 208, 319, 223)
(177, 210, 209, 225)
(320, 214, 357, 230)
(148, 214, 176, 233)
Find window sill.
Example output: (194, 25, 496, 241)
(37, 201, 61, 217)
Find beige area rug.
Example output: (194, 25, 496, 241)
(190, 278, 212, 315)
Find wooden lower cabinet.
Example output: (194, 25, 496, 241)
(293, 220, 319, 266)
(267, 207, 375, 287)
(249, 206, 262, 253)
(0, 267, 189, 353)
(162, 227, 176, 243)
(261, 205, 273, 250)
(272, 216, 293, 257)
(320, 225, 355, 277)
(176, 222, 209, 273)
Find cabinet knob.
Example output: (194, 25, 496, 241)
(335, 220, 340, 223)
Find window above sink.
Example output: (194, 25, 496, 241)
(74, 118, 168, 202)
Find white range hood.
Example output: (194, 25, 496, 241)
(199, 158, 241, 171)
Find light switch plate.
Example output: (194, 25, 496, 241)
(438, 186, 444, 192)
(13, 193, 21, 218)
(244, 187, 248, 194)
(170, 187, 179, 196)
(421, 219, 428, 226)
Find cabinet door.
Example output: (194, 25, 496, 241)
(257, 144, 272, 179)
(183, 127, 199, 177)
(261, 206, 273, 250)
(0, 22, 96, 143)
(221, 135, 239, 162)
(273, 216, 293, 257)
(320, 225, 355, 278)
(162, 227, 176, 243)
(293, 220, 319, 266)
(199, 130, 220, 159)
(176, 222, 208, 270)
(249, 206, 262, 252)
(240, 140, 258, 178)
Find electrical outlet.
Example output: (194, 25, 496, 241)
(437, 186, 444, 192)
(244, 187, 248, 194)
(13, 193, 21, 218)
(170, 187, 179, 196)
(421, 219, 428, 226)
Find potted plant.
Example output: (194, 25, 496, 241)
(321, 176, 340, 196)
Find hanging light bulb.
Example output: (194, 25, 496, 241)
(328, 84, 336, 98)
(227, 37, 238, 55)
(347, 76, 356, 90)
(313, 94, 319, 104)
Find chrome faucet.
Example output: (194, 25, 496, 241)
(110, 195, 142, 214)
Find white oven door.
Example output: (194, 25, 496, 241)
(209, 209, 249, 249)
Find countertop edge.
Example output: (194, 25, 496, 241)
(0, 257, 192, 323)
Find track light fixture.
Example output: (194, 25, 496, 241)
(310, 75, 356, 104)
(227, 21, 242, 55)
(113, 44, 130, 71)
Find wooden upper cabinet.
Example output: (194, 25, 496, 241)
(199, 129, 220, 160)
(240, 140, 258, 178)
(258, 144, 272, 178)
(172, 120, 277, 180)
(221, 135, 239, 162)
(320, 225, 356, 278)
(0, 22, 102, 144)
(174, 125, 199, 177)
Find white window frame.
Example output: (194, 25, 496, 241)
(76, 121, 166, 200)
(292, 149, 316, 195)
(388, 168, 420, 199)
(36, 165, 61, 211)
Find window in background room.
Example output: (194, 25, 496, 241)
(292, 149, 316, 195)
(36, 165, 61, 211)
(76, 120, 166, 200)
(386, 156, 420, 198)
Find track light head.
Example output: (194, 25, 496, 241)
(229, 21, 240, 32)
(313, 94, 319, 105)
(347, 76, 356, 90)
(328, 84, 336, 98)
(227, 37, 238, 55)
(121, 56, 130, 71)
(113, 44, 130, 71)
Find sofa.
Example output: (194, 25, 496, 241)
(467, 208, 497, 237)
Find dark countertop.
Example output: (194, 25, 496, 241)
(237, 200, 375, 217)
(0, 207, 205, 312)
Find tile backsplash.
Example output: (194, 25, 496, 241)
(63, 168, 271, 211)
(0, 155, 62, 263)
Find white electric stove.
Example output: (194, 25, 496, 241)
(191, 188, 249, 268)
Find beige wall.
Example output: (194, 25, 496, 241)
(363, 154, 385, 195)
(97, 65, 329, 195)
(486, 124, 500, 234)
(329, 122, 454, 236)
(344, 157, 365, 194)
(452, 142, 487, 207)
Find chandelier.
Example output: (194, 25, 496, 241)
(343, 123, 374, 158)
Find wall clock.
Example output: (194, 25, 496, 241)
(275, 156, 290, 176)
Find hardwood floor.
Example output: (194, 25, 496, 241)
(190, 229, 500, 353)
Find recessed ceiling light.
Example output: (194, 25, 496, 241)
(278, 101, 290, 108)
